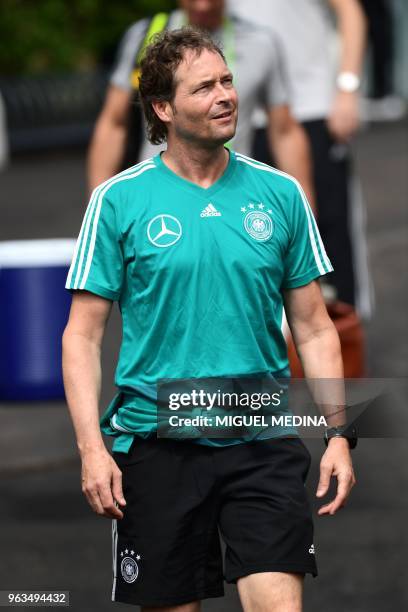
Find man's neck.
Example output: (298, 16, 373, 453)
(162, 143, 229, 189)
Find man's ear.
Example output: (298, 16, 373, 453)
(151, 100, 173, 126)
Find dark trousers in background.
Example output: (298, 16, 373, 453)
(359, 0, 394, 98)
(252, 122, 356, 306)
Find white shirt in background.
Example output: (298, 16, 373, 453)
(227, 0, 339, 121)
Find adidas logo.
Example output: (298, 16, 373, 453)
(309, 544, 315, 555)
(200, 203, 221, 217)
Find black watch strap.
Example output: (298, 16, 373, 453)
(324, 425, 358, 449)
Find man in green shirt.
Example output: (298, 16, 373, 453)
(63, 27, 356, 611)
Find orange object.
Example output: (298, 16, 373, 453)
(287, 301, 365, 378)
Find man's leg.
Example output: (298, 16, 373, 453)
(141, 602, 200, 612)
(218, 439, 316, 608)
(237, 572, 304, 612)
(112, 438, 224, 607)
(302, 119, 356, 307)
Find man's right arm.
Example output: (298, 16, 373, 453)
(86, 85, 132, 194)
(62, 290, 126, 519)
(87, 20, 147, 193)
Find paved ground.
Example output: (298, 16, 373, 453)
(0, 118, 407, 611)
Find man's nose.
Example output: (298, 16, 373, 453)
(214, 81, 234, 103)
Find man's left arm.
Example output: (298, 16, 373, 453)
(267, 106, 316, 210)
(283, 280, 357, 515)
(262, 28, 316, 209)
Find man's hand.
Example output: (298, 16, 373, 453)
(316, 437, 356, 515)
(327, 91, 360, 142)
(81, 447, 127, 519)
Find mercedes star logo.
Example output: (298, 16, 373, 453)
(147, 214, 182, 248)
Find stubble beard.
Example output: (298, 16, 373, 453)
(172, 111, 237, 149)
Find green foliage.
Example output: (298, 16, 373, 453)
(0, 0, 177, 75)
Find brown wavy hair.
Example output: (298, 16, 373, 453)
(138, 26, 225, 145)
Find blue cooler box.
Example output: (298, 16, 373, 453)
(0, 239, 76, 401)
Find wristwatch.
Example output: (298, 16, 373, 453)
(324, 425, 358, 449)
(336, 71, 361, 93)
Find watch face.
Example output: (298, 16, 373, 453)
(337, 72, 360, 93)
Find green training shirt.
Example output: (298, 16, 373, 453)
(66, 151, 333, 452)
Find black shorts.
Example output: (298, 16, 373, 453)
(111, 436, 317, 608)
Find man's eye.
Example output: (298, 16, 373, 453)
(223, 78, 233, 86)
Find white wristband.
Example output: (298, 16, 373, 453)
(336, 72, 360, 93)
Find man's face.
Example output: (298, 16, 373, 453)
(179, 0, 225, 30)
(166, 48, 238, 148)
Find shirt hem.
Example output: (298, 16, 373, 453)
(282, 268, 332, 289)
(65, 280, 120, 301)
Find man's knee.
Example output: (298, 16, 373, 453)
(237, 571, 304, 612)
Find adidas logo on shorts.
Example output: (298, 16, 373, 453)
(200, 203, 221, 217)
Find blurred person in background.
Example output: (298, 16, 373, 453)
(0, 91, 9, 170)
(230, 0, 373, 320)
(359, 0, 406, 121)
(87, 0, 316, 204)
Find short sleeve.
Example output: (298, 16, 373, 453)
(109, 19, 148, 91)
(65, 189, 124, 301)
(281, 183, 334, 289)
(263, 30, 290, 108)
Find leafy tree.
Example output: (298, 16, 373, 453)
(0, 0, 177, 74)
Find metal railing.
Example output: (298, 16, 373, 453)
(0, 69, 109, 152)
